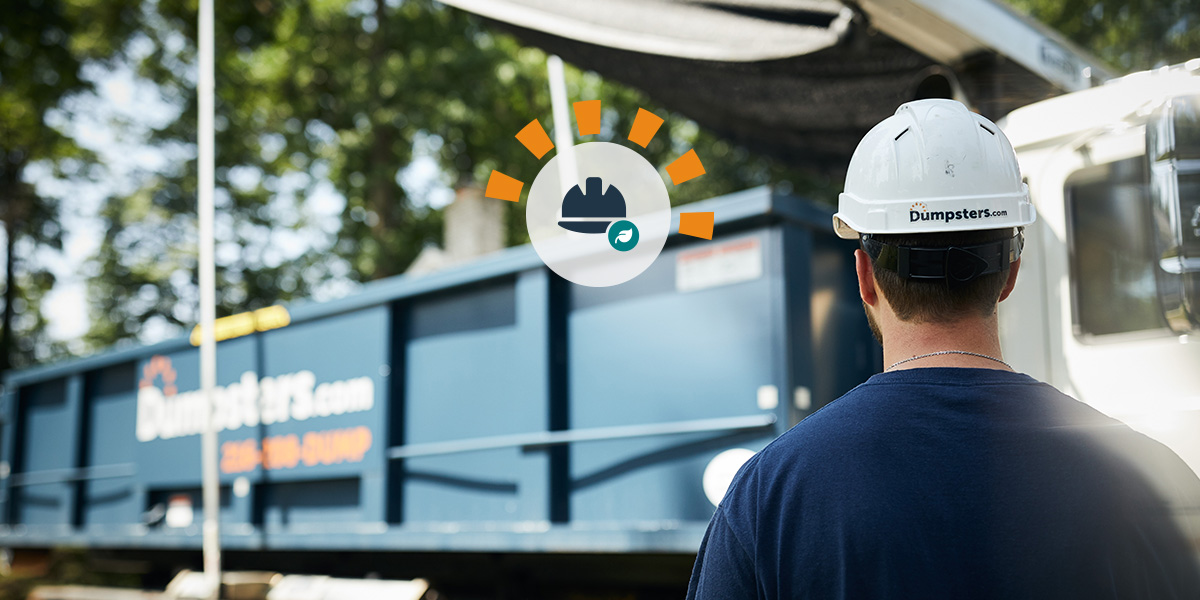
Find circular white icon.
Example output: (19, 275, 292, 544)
(526, 142, 670, 287)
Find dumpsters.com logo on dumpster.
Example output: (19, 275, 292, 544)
(136, 355, 374, 442)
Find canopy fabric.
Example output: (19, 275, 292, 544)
(442, 0, 854, 62)
(442, 0, 1066, 172)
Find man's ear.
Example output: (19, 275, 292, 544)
(998, 258, 1021, 303)
(855, 248, 879, 307)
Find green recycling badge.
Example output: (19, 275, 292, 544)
(607, 219, 639, 252)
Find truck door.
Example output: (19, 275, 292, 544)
(1014, 119, 1200, 479)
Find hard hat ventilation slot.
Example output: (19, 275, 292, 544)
(979, 123, 995, 135)
(894, 127, 910, 141)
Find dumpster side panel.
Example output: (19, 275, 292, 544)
(402, 273, 551, 523)
(256, 306, 390, 527)
(14, 378, 72, 526)
(82, 361, 139, 526)
(0, 190, 872, 557)
(804, 230, 883, 414)
(569, 230, 782, 523)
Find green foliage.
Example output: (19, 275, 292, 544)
(1, 0, 140, 370)
(6, 0, 1188, 360)
(84, 0, 824, 351)
(90, 0, 561, 348)
(1006, 0, 1200, 71)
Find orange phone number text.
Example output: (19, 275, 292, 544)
(220, 426, 372, 474)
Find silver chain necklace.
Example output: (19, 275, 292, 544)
(886, 350, 1011, 372)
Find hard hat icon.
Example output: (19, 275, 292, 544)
(558, 176, 626, 234)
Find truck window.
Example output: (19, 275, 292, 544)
(1065, 157, 1166, 338)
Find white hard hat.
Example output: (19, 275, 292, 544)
(832, 99, 1036, 240)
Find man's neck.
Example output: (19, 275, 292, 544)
(881, 315, 1009, 371)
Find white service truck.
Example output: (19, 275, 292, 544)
(999, 63, 1200, 514)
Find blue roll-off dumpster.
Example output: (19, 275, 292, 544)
(0, 187, 879, 588)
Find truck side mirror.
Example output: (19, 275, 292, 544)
(1147, 95, 1200, 334)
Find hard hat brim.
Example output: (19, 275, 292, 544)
(832, 215, 860, 240)
(558, 220, 611, 234)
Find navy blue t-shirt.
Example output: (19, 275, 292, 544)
(687, 368, 1200, 599)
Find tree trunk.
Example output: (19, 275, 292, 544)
(1, 203, 16, 379)
(0, 164, 28, 381)
(367, 0, 399, 280)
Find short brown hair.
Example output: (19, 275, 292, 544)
(868, 228, 1014, 323)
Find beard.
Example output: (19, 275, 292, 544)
(862, 301, 883, 346)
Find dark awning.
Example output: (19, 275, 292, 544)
(440, 0, 1112, 172)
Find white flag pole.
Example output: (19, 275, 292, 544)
(547, 55, 577, 199)
(197, 0, 221, 596)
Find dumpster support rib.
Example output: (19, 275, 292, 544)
(387, 414, 777, 459)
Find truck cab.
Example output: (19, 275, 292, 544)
(1000, 63, 1200, 483)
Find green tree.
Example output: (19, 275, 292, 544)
(87, 0, 551, 348)
(1, 0, 140, 373)
(56, 0, 1200, 357)
(84, 0, 817, 350)
(1006, 0, 1200, 71)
